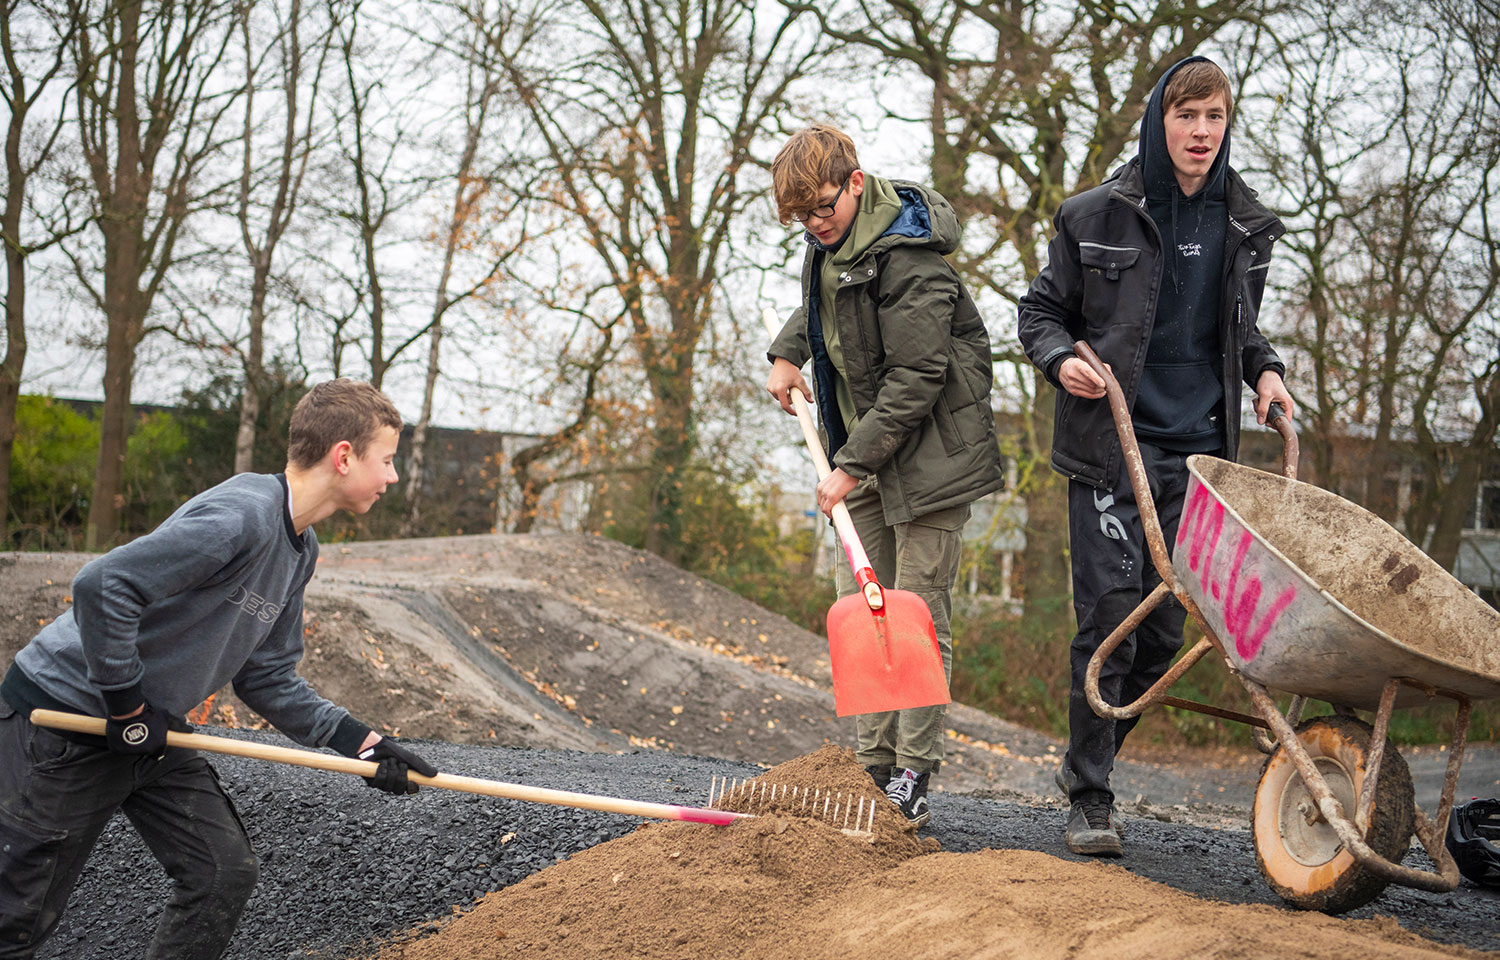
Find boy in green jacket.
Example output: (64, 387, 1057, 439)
(765, 124, 1004, 826)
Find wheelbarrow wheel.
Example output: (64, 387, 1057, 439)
(1252, 715, 1414, 914)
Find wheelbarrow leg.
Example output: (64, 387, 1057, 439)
(1239, 675, 1462, 896)
(1082, 583, 1216, 721)
(1251, 695, 1307, 756)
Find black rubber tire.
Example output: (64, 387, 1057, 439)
(1252, 714, 1415, 914)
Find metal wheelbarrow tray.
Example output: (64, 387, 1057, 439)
(1072, 342, 1500, 914)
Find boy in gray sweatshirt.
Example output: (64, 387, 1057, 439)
(0, 379, 436, 959)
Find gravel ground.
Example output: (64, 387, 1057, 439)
(32, 731, 1500, 959)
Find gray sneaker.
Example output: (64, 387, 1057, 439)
(1066, 799, 1124, 857)
(1054, 764, 1124, 837)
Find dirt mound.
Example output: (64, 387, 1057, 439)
(365, 746, 1489, 960)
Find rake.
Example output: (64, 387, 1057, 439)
(31, 709, 875, 837)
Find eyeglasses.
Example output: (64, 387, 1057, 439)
(790, 177, 850, 223)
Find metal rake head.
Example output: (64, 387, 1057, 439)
(706, 775, 876, 839)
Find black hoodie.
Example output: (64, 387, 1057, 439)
(1133, 56, 1228, 452)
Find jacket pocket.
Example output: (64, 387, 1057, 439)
(1077, 242, 1143, 330)
(1078, 241, 1141, 279)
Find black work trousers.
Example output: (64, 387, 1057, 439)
(1062, 441, 1203, 804)
(0, 701, 258, 959)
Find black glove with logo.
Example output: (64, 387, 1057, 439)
(102, 684, 170, 757)
(359, 736, 438, 795)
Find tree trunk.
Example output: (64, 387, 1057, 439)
(641, 323, 696, 562)
(400, 316, 443, 537)
(1427, 370, 1500, 569)
(85, 0, 147, 551)
(1, 77, 27, 544)
(233, 281, 266, 473)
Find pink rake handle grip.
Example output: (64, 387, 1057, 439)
(762, 308, 884, 612)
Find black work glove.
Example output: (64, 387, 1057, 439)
(101, 684, 170, 757)
(358, 736, 438, 796)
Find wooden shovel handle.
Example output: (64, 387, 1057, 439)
(29, 709, 745, 826)
(761, 308, 883, 611)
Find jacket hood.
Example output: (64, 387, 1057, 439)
(809, 177, 962, 260)
(1140, 56, 1231, 202)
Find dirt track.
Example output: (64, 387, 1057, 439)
(4, 534, 1499, 957)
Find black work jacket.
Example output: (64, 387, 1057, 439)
(1016, 158, 1285, 488)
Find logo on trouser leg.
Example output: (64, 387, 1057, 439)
(1093, 490, 1127, 541)
(123, 722, 149, 746)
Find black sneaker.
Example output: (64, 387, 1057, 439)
(865, 764, 893, 791)
(885, 767, 930, 826)
(1054, 764, 1124, 837)
(1065, 798, 1123, 857)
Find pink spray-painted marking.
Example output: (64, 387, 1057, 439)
(674, 806, 752, 826)
(1177, 480, 1297, 662)
(1177, 485, 1226, 600)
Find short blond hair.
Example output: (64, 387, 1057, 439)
(287, 379, 402, 468)
(771, 125, 860, 224)
(1164, 60, 1234, 120)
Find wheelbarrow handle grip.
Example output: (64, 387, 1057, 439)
(762, 308, 878, 601)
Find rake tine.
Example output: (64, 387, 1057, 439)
(709, 776, 718, 807)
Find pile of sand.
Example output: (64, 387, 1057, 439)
(367, 746, 1489, 960)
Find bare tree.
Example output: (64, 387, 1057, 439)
(399, 0, 538, 536)
(64, 0, 241, 549)
(1, 0, 81, 542)
(231, 0, 337, 473)
(1239, 0, 1500, 569)
(491, 0, 821, 561)
(316, 0, 440, 389)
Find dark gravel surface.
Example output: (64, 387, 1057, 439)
(36, 731, 1500, 959)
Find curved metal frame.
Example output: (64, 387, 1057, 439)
(1072, 340, 1468, 898)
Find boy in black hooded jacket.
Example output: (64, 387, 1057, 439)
(1017, 57, 1295, 855)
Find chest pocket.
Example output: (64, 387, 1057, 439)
(1078, 241, 1143, 332)
(1079, 241, 1140, 280)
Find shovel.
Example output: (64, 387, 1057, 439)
(761, 307, 950, 717)
(29, 709, 745, 826)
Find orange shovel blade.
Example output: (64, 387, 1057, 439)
(825, 588, 950, 717)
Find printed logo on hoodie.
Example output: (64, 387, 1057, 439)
(227, 584, 282, 623)
(1178, 242, 1203, 257)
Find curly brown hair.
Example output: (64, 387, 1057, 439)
(771, 125, 860, 224)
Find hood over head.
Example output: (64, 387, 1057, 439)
(1140, 55, 1231, 202)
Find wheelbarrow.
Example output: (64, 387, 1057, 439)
(1072, 341, 1500, 914)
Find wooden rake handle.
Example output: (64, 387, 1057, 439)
(761, 308, 884, 612)
(29, 709, 745, 826)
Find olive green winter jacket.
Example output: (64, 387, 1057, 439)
(769, 178, 1005, 525)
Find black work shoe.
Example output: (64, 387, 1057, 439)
(865, 764, 893, 791)
(885, 767, 930, 826)
(1054, 764, 1125, 837)
(1066, 799, 1124, 857)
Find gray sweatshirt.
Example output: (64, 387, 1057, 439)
(11, 473, 354, 749)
